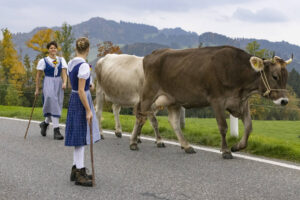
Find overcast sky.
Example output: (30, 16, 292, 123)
(1, 0, 299, 45)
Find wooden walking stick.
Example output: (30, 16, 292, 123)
(89, 119, 96, 186)
(24, 94, 38, 139)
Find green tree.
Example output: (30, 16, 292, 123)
(23, 54, 32, 86)
(55, 23, 75, 62)
(0, 38, 4, 82)
(4, 84, 22, 105)
(246, 41, 273, 58)
(287, 68, 300, 98)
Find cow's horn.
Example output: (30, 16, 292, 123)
(285, 53, 293, 64)
(272, 51, 275, 58)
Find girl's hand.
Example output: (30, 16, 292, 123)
(62, 83, 66, 89)
(34, 88, 39, 96)
(86, 110, 93, 125)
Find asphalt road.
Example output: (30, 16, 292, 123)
(0, 117, 299, 200)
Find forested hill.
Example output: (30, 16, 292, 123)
(12, 17, 300, 72)
(12, 17, 198, 61)
(199, 32, 300, 72)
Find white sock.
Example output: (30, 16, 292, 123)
(51, 117, 59, 128)
(73, 146, 85, 169)
(45, 117, 51, 124)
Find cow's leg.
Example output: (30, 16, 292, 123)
(95, 85, 104, 139)
(130, 108, 147, 151)
(148, 112, 165, 148)
(180, 107, 185, 129)
(112, 104, 122, 138)
(231, 102, 252, 152)
(212, 103, 233, 159)
(168, 105, 195, 154)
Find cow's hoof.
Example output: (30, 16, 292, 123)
(100, 134, 105, 140)
(184, 147, 196, 154)
(222, 151, 233, 159)
(130, 144, 139, 151)
(137, 138, 142, 143)
(231, 145, 239, 152)
(115, 132, 122, 138)
(157, 142, 166, 148)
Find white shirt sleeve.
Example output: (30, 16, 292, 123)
(36, 59, 46, 71)
(78, 63, 90, 80)
(60, 57, 68, 69)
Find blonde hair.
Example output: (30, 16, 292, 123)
(76, 37, 90, 54)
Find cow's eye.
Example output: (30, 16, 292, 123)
(273, 75, 278, 80)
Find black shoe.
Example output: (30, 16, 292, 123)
(53, 127, 64, 140)
(70, 165, 92, 181)
(75, 168, 93, 187)
(39, 121, 49, 136)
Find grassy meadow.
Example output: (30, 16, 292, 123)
(0, 105, 299, 163)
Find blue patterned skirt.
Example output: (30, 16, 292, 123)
(65, 90, 101, 146)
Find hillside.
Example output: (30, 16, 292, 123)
(12, 17, 198, 61)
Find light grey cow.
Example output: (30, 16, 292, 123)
(95, 54, 185, 146)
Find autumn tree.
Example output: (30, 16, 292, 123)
(26, 28, 56, 59)
(0, 28, 26, 105)
(0, 29, 26, 84)
(97, 41, 122, 57)
(0, 41, 3, 61)
(55, 23, 75, 62)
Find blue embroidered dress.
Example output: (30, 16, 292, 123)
(65, 58, 101, 146)
(42, 58, 64, 118)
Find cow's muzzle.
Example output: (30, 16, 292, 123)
(273, 98, 289, 106)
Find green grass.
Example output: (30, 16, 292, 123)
(1, 105, 300, 163)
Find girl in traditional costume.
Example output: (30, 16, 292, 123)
(35, 41, 67, 140)
(65, 37, 100, 187)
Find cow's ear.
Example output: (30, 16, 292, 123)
(250, 56, 264, 72)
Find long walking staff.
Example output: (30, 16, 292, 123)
(24, 94, 38, 139)
(89, 119, 96, 186)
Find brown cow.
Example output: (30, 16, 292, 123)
(130, 46, 292, 159)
